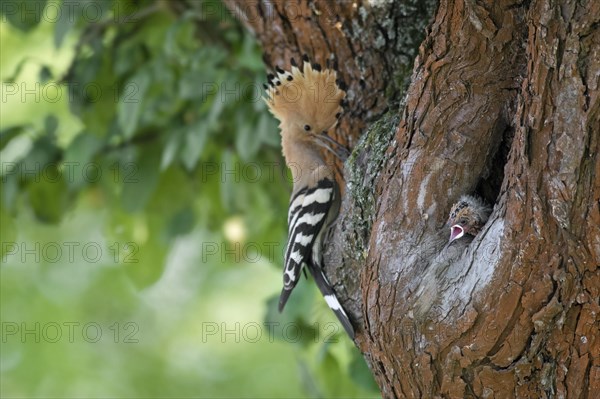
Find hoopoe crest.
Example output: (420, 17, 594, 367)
(264, 56, 347, 169)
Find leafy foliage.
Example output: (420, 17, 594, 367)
(0, 1, 379, 397)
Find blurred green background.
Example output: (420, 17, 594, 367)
(0, 0, 379, 397)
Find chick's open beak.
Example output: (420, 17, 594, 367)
(449, 225, 465, 243)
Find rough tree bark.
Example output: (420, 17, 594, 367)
(222, 0, 600, 397)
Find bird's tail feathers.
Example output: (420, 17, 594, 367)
(307, 263, 355, 340)
(278, 287, 293, 312)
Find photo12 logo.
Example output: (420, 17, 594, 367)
(1, 241, 139, 264)
(200, 321, 341, 344)
(1, 321, 139, 344)
(1, 162, 139, 184)
(1, 1, 143, 26)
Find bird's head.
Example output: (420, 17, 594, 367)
(264, 57, 345, 143)
(447, 195, 492, 243)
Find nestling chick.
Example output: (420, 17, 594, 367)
(447, 195, 492, 243)
(411, 196, 492, 317)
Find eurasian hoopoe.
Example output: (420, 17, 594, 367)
(447, 195, 492, 243)
(264, 55, 354, 339)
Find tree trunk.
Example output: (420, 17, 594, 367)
(225, 0, 600, 397)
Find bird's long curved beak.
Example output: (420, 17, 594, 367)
(449, 225, 464, 243)
(313, 133, 350, 161)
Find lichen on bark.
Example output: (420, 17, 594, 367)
(343, 112, 400, 261)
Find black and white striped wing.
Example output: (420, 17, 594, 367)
(278, 179, 335, 312)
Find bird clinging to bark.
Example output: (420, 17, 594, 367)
(264, 55, 355, 339)
(447, 195, 492, 243)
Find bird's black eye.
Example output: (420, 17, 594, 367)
(459, 218, 467, 225)
(304, 125, 311, 131)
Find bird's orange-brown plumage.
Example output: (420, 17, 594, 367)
(264, 59, 345, 180)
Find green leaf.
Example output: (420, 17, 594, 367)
(0, 125, 27, 151)
(235, 112, 268, 161)
(121, 143, 161, 212)
(179, 71, 213, 100)
(297, 358, 323, 398)
(53, 1, 76, 48)
(349, 349, 380, 393)
(0, 206, 17, 258)
(1, 0, 46, 32)
(164, 17, 199, 64)
(261, 113, 281, 147)
(19, 136, 61, 182)
(44, 115, 58, 137)
(114, 40, 146, 77)
(263, 294, 320, 347)
(147, 164, 196, 214)
(26, 164, 68, 224)
(181, 123, 209, 171)
(3, 58, 28, 83)
(117, 70, 151, 139)
(220, 149, 236, 212)
(38, 65, 53, 83)
(160, 129, 183, 171)
(105, 210, 167, 289)
(165, 207, 195, 239)
(62, 132, 104, 189)
(1, 172, 19, 211)
(317, 350, 344, 397)
(207, 86, 226, 126)
(237, 36, 264, 71)
(255, 113, 271, 150)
